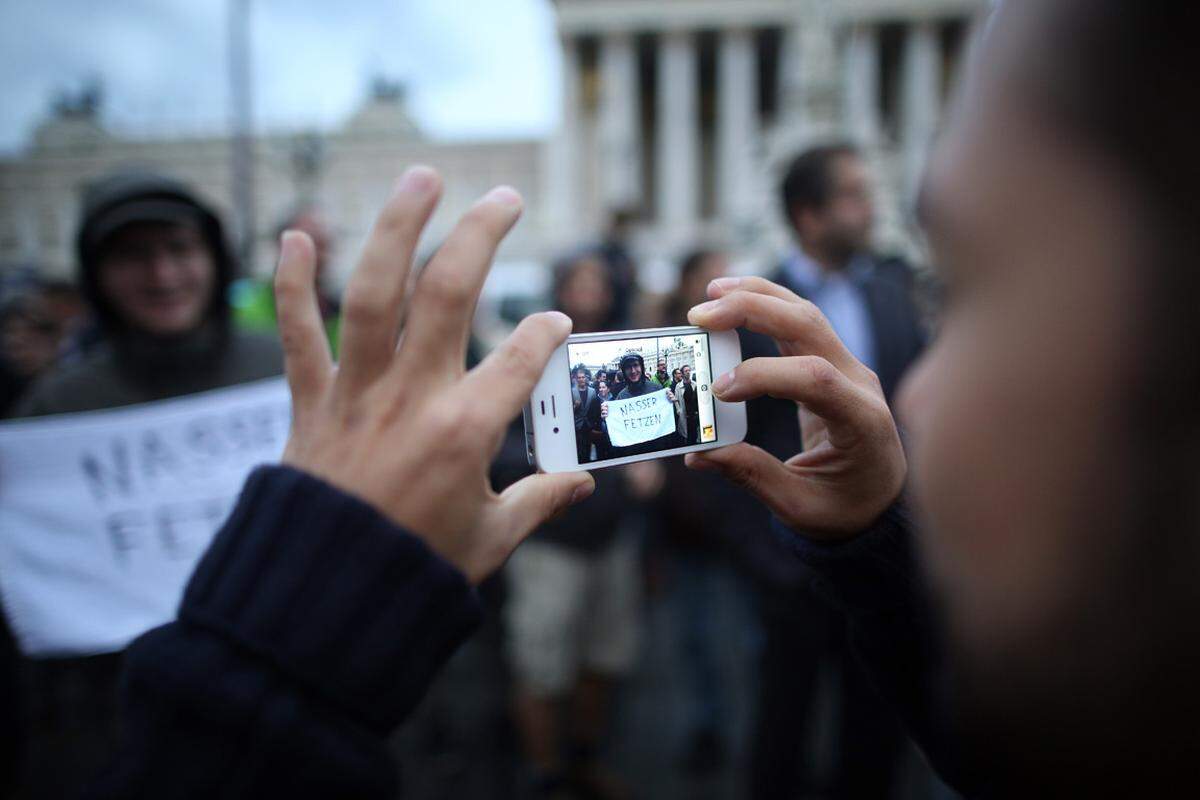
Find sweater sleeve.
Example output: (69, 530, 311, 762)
(781, 505, 971, 792)
(89, 465, 484, 799)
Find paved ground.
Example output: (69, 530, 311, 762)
(389, 555, 954, 800)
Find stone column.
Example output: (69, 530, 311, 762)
(598, 32, 642, 210)
(779, 0, 841, 146)
(717, 28, 759, 222)
(902, 21, 940, 195)
(542, 33, 582, 240)
(656, 30, 699, 231)
(845, 23, 881, 146)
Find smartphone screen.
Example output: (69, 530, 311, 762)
(566, 332, 717, 466)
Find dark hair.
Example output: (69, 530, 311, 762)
(779, 142, 860, 230)
(571, 364, 591, 380)
(666, 248, 726, 324)
(678, 249, 720, 286)
(550, 246, 620, 330)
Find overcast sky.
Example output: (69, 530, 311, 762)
(0, 0, 561, 154)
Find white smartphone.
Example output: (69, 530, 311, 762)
(524, 325, 747, 472)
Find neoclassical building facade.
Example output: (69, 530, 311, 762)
(0, 0, 984, 294)
(544, 0, 985, 270)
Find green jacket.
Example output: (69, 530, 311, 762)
(231, 280, 341, 355)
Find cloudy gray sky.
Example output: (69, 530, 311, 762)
(0, 0, 561, 154)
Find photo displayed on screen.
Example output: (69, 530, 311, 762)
(566, 333, 718, 465)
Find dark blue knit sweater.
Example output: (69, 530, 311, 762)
(89, 465, 483, 798)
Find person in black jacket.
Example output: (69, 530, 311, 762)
(751, 143, 928, 798)
(686, 1, 1200, 795)
(7, 170, 284, 798)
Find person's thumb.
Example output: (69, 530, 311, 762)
(494, 471, 596, 549)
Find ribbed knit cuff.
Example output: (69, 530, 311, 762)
(179, 465, 483, 734)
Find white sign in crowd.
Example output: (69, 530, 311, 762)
(0, 377, 290, 656)
(605, 389, 676, 448)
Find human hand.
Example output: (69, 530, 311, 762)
(685, 277, 906, 540)
(666, 389, 675, 403)
(600, 401, 609, 419)
(275, 166, 595, 583)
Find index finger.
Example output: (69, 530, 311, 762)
(396, 186, 524, 380)
(462, 311, 573, 430)
(688, 288, 860, 375)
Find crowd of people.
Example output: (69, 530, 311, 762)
(571, 356, 702, 463)
(0, 140, 931, 798)
(2, 2, 1199, 798)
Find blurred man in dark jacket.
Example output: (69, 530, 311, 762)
(16, 171, 281, 416)
(9, 170, 281, 797)
(749, 144, 927, 799)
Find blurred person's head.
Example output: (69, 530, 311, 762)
(0, 293, 61, 378)
(77, 171, 235, 339)
(682, 365, 692, 382)
(672, 367, 682, 384)
(656, 359, 667, 374)
(95, 221, 214, 337)
(597, 380, 610, 399)
(596, 369, 608, 385)
(780, 144, 874, 270)
(896, 1, 1200, 789)
(552, 249, 617, 333)
(573, 366, 589, 389)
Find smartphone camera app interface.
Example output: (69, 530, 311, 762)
(566, 333, 717, 465)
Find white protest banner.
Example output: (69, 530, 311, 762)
(606, 389, 676, 448)
(0, 377, 290, 657)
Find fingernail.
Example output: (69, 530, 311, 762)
(688, 300, 721, 323)
(545, 310, 573, 333)
(396, 165, 438, 195)
(711, 277, 741, 292)
(711, 368, 735, 396)
(483, 185, 523, 208)
(570, 481, 595, 505)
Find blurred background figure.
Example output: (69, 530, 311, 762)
(747, 143, 927, 800)
(598, 209, 640, 329)
(505, 248, 642, 800)
(0, 279, 85, 416)
(8, 170, 282, 798)
(233, 205, 342, 352)
(649, 248, 750, 775)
